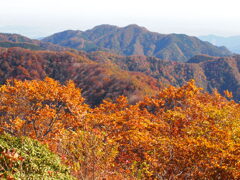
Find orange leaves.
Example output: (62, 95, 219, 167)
(60, 129, 118, 179)
(0, 78, 240, 179)
(12, 117, 25, 130)
(224, 90, 233, 99)
(127, 80, 240, 178)
(0, 77, 89, 142)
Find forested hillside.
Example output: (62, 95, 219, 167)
(0, 47, 160, 105)
(0, 0, 239, 178)
(0, 44, 239, 179)
(43, 24, 232, 62)
(0, 33, 68, 51)
(0, 47, 240, 105)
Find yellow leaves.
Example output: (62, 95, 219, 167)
(0, 78, 240, 179)
(61, 129, 118, 179)
(13, 117, 25, 129)
(0, 77, 89, 143)
(130, 80, 240, 178)
(224, 90, 233, 99)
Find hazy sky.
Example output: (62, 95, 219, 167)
(0, 0, 240, 37)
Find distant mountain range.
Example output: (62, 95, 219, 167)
(42, 24, 232, 62)
(199, 35, 240, 54)
(0, 25, 51, 39)
(0, 33, 68, 51)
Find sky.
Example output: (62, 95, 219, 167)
(0, 0, 240, 38)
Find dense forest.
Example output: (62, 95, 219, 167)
(0, 28, 239, 179)
(0, 47, 240, 105)
(1, 78, 240, 179)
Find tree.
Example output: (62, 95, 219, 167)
(1, 78, 240, 179)
(138, 80, 240, 178)
(0, 77, 88, 146)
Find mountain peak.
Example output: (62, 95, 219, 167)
(90, 24, 118, 31)
(123, 24, 148, 31)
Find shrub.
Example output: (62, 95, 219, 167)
(0, 133, 75, 179)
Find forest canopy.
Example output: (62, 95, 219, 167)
(0, 78, 240, 179)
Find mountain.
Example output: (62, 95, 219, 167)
(83, 51, 240, 102)
(42, 24, 232, 62)
(1, 47, 240, 105)
(0, 47, 160, 106)
(0, 33, 68, 51)
(199, 35, 240, 54)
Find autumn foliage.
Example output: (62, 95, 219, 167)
(0, 78, 88, 142)
(0, 78, 240, 179)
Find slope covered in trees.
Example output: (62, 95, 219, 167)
(0, 47, 160, 105)
(43, 24, 232, 62)
(0, 78, 240, 179)
(85, 51, 240, 103)
(0, 33, 68, 51)
(0, 47, 240, 104)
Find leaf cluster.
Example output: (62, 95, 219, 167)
(0, 78, 240, 179)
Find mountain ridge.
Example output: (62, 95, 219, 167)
(43, 24, 232, 62)
(0, 32, 69, 51)
(199, 34, 240, 54)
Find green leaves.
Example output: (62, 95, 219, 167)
(0, 133, 75, 179)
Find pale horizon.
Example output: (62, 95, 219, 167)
(1, 0, 240, 38)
